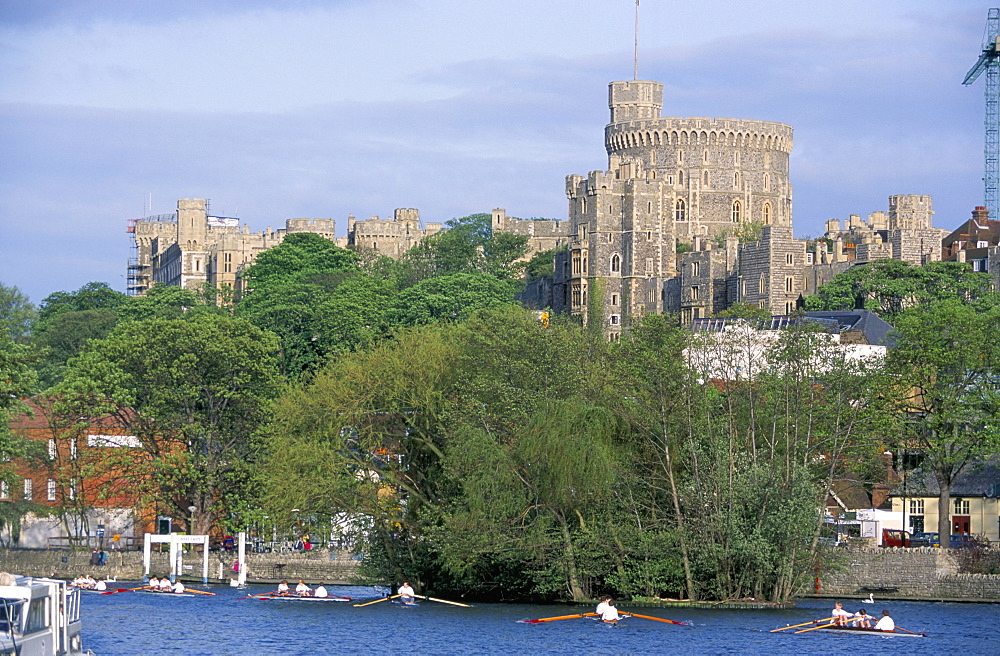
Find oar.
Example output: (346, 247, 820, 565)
(522, 613, 598, 624)
(183, 588, 217, 596)
(101, 585, 151, 595)
(236, 591, 279, 600)
(353, 594, 400, 607)
(770, 616, 836, 632)
(794, 622, 836, 634)
(415, 594, 472, 608)
(894, 626, 926, 636)
(621, 612, 690, 626)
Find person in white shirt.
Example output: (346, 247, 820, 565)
(94, 579, 107, 591)
(295, 580, 311, 596)
(831, 601, 852, 625)
(314, 584, 328, 598)
(148, 576, 159, 589)
(277, 580, 290, 594)
(851, 608, 871, 628)
(601, 602, 623, 624)
(158, 578, 172, 591)
(397, 582, 415, 603)
(172, 581, 185, 594)
(595, 596, 611, 616)
(874, 610, 895, 632)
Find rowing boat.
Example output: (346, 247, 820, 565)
(131, 590, 205, 598)
(258, 594, 352, 603)
(802, 625, 926, 638)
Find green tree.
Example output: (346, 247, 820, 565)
(0, 283, 36, 341)
(55, 314, 282, 534)
(804, 260, 994, 320)
(0, 335, 42, 543)
(387, 273, 519, 326)
(240, 233, 360, 290)
(886, 298, 1000, 546)
(403, 214, 530, 282)
(34, 282, 126, 334)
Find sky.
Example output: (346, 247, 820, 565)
(0, 0, 993, 304)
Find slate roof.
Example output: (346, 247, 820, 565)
(891, 460, 1000, 498)
(690, 310, 895, 347)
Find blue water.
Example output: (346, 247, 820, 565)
(82, 584, 1000, 655)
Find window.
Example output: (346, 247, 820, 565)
(691, 286, 700, 301)
(645, 258, 654, 275)
(47, 479, 56, 502)
(785, 253, 794, 265)
(611, 254, 621, 273)
(691, 261, 700, 277)
(610, 315, 620, 325)
(785, 276, 794, 293)
(646, 231, 652, 241)
(759, 274, 766, 294)
(647, 288, 656, 303)
(763, 203, 772, 225)
(732, 200, 742, 223)
(784, 301, 795, 314)
(23, 478, 32, 501)
(978, 240, 989, 248)
(608, 332, 620, 343)
(678, 170, 684, 185)
(48, 438, 56, 460)
(953, 498, 970, 515)
(734, 151, 740, 166)
(583, 257, 588, 273)
(806, 252, 815, 265)
(909, 499, 924, 514)
(0, 481, 8, 500)
(677, 150, 684, 164)
(70, 439, 78, 460)
(702, 170, 709, 187)
(611, 294, 619, 306)
(224, 252, 232, 273)
(734, 172, 741, 188)
(703, 150, 709, 163)
(763, 173, 770, 191)
(741, 280, 748, 297)
(674, 198, 687, 222)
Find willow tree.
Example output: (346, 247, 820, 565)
(261, 324, 462, 587)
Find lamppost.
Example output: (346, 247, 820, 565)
(187, 505, 197, 535)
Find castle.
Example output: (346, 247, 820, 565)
(128, 78, 953, 334)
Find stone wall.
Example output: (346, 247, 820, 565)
(818, 547, 1000, 601)
(0, 548, 360, 584)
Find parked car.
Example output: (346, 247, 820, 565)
(910, 532, 940, 547)
(949, 533, 975, 548)
(882, 528, 912, 547)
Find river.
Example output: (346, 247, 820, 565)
(82, 584, 999, 655)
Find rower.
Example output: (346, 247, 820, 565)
(831, 601, 852, 625)
(148, 575, 159, 589)
(314, 584, 329, 598)
(851, 608, 871, 628)
(874, 610, 894, 632)
(596, 596, 612, 616)
(295, 579, 312, 596)
(600, 600, 623, 624)
(172, 580, 185, 594)
(398, 581, 415, 603)
(158, 577, 173, 592)
(277, 579, 290, 594)
(94, 579, 107, 592)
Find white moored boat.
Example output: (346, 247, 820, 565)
(0, 572, 89, 655)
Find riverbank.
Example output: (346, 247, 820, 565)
(813, 545, 1000, 603)
(0, 547, 361, 584)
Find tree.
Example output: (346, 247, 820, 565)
(402, 214, 530, 282)
(34, 282, 126, 334)
(804, 260, 994, 320)
(886, 298, 1000, 546)
(0, 335, 42, 543)
(55, 314, 282, 534)
(32, 310, 120, 389)
(0, 283, 36, 341)
(240, 233, 359, 290)
(387, 273, 519, 327)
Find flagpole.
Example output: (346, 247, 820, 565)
(634, 0, 639, 80)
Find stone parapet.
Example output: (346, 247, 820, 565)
(816, 546, 1000, 601)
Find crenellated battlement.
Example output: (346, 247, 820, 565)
(606, 117, 793, 155)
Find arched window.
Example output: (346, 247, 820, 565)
(702, 170, 709, 187)
(734, 172, 741, 188)
(732, 200, 742, 223)
(678, 170, 685, 185)
(762, 203, 772, 225)
(675, 198, 687, 222)
(703, 150, 709, 163)
(677, 150, 684, 164)
(763, 173, 770, 191)
(734, 151, 740, 166)
(611, 254, 621, 273)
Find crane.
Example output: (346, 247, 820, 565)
(964, 8, 1000, 221)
